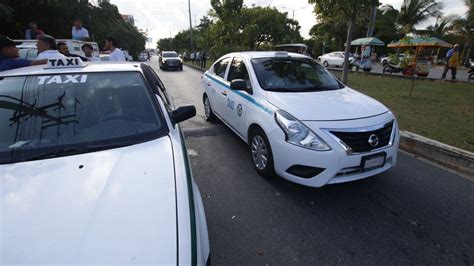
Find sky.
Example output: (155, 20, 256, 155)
(109, 0, 469, 47)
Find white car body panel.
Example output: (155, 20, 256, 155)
(266, 88, 388, 121)
(202, 51, 400, 188)
(1, 62, 210, 265)
(1, 138, 177, 265)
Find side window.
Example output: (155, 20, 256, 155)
(213, 57, 231, 79)
(227, 58, 251, 88)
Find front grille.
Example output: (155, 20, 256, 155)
(330, 121, 394, 153)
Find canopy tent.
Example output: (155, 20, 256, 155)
(350, 37, 385, 46)
(387, 37, 452, 48)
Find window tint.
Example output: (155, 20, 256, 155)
(227, 57, 251, 89)
(251, 57, 343, 92)
(213, 57, 230, 79)
(0, 72, 168, 164)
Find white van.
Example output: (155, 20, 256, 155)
(14, 39, 100, 60)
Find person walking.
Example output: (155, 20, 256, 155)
(36, 35, 66, 60)
(441, 44, 460, 80)
(24, 21, 45, 39)
(196, 51, 201, 66)
(104, 36, 126, 61)
(183, 50, 188, 62)
(0, 35, 46, 71)
(71, 18, 90, 41)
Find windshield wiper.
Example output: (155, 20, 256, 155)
(14, 141, 138, 162)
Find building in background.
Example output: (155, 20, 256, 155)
(121, 15, 135, 26)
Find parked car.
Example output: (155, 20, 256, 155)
(201, 51, 400, 188)
(159, 51, 183, 71)
(380, 54, 412, 66)
(319, 51, 355, 68)
(0, 58, 210, 265)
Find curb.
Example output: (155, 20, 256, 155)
(185, 63, 206, 72)
(184, 63, 473, 177)
(399, 131, 473, 178)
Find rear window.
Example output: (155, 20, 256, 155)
(251, 57, 343, 92)
(0, 72, 168, 164)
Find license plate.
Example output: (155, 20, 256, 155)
(361, 152, 386, 171)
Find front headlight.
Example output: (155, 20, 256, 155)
(275, 110, 331, 151)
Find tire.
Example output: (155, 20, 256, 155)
(351, 65, 359, 71)
(383, 66, 392, 74)
(469, 73, 473, 82)
(180, 66, 183, 71)
(203, 94, 216, 121)
(249, 128, 275, 178)
(382, 60, 387, 67)
(323, 61, 329, 67)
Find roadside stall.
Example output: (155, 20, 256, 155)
(387, 37, 452, 96)
(387, 37, 452, 77)
(350, 37, 385, 72)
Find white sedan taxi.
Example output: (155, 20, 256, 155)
(201, 52, 400, 188)
(0, 59, 210, 265)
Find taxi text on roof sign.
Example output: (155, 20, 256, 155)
(46, 57, 86, 69)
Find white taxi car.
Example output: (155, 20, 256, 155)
(201, 52, 399, 188)
(0, 59, 210, 265)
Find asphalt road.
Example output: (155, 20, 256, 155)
(149, 58, 474, 265)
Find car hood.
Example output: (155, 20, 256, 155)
(1, 137, 178, 265)
(267, 87, 388, 121)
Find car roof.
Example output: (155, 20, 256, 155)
(223, 51, 309, 60)
(0, 62, 143, 77)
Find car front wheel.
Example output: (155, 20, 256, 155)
(323, 61, 329, 67)
(249, 128, 275, 178)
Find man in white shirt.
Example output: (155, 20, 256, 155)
(104, 36, 126, 61)
(36, 35, 66, 60)
(72, 18, 90, 41)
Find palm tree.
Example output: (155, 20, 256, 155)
(423, 15, 454, 38)
(450, 0, 474, 62)
(397, 0, 443, 35)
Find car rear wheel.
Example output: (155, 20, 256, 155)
(249, 128, 275, 178)
(323, 61, 329, 67)
(203, 95, 215, 121)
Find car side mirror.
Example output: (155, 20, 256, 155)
(171, 105, 196, 125)
(230, 79, 252, 94)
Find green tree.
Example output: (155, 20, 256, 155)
(308, 0, 377, 83)
(397, 0, 443, 35)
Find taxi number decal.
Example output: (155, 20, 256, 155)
(227, 98, 235, 110)
(37, 75, 88, 85)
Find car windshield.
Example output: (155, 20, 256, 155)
(163, 52, 178, 58)
(251, 57, 343, 92)
(0, 72, 167, 164)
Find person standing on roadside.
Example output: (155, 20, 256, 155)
(104, 36, 126, 61)
(190, 51, 195, 65)
(196, 51, 201, 66)
(25, 21, 45, 40)
(36, 35, 66, 60)
(72, 18, 90, 41)
(0, 35, 47, 71)
(200, 50, 207, 68)
(441, 44, 460, 80)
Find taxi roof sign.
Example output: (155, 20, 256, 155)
(274, 51, 289, 57)
(45, 57, 86, 69)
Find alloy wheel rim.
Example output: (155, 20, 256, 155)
(204, 98, 211, 118)
(251, 135, 268, 170)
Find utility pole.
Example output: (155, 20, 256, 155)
(188, 0, 194, 52)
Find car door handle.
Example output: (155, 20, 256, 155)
(207, 82, 211, 87)
(221, 91, 227, 96)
